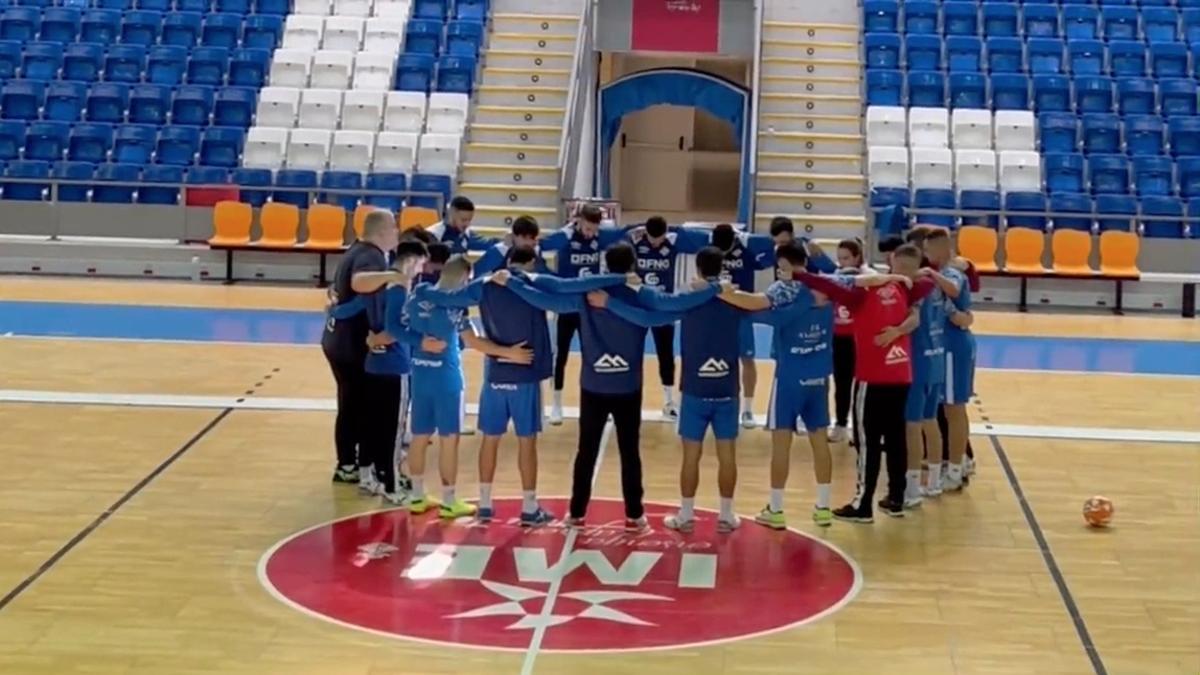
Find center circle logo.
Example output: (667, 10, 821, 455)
(259, 497, 861, 652)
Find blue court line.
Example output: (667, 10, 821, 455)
(1, 300, 1197, 377)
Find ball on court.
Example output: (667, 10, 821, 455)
(1083, 496, 1114, 527)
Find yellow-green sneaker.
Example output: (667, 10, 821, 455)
(439, 499, 478, 519)
(754, 506, 786, 530)
(812, 507, 833, 527)
(409, 496, 440, 514)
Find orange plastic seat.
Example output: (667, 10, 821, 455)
(352, 204, 380, 239)
(1003, 227, 1049, 275)
(208, 201, 252, 247)
(956, 226, 999, 273)
(399, 206, 439, 230)
(257, 202, 300, 248)
(1051, 229, 1095, 276)
(304, 204, 348, 250)
(1098, 230, 1141, 278)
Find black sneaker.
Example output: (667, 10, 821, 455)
(832, 504, 874, 524)
(332, 465, 358, 483)
(877, 498, 906, 518)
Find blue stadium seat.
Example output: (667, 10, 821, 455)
(52, 160, 95, 202)
(173, 84, 215, 125)
(214, 87, 255, 127)
(157, 125, 199, 165)
(949, 73, 986, 108)
(1005, 191, 1048, 230)
(987, 37, 1023, 73)
(0, 40, 18, 79)
(163, 11, 202, 47)
(866, 70, 903, 106)
(1160, 79, 1197, 118)
(1094, 194, 1136, 232)
(1193, 44, 1200, 79)
(1050, 193, 1093, 232)
(1143, 8, 1180, 42)
(455, 0, 487, 21)
(992, 74, 1030, 110)
(946, 36, 981, 72)
(113, 124, 157, 163)
(869, 187, 910, 209)
(1140, 196, 1186, 238)
(1100, 7, 1138, 41)
(405, 19, 443, 55)
(0, 120, 22, 160)
(1150, 42, 1187, 79)
(45, 82, 88, 122)
(395, 53, 435, 93)
(906, 34, 941, 71)
(129, 84, 171, 125)
(40, 8, 81, 43)
(67, 122, 112, 162)
(1116, 78, 1155, 115)
(1169, 117, 1200, 156)
(85, 83, 129, 123)
(907, 70, 944, 107)
(1110, 41, 1146, 78)
(960, 189, 1001, 227)
(138, 164, 183, 204)
(410, 173, 451, 210)
(320, 170, 363, 211)
(436, 55, 476, 95)
(1, 81, 44, 120)
(1189, 198, 1200, 237)
(982, 2, 1018, 37)
(1068, 40, 1105, 76)
(23, 43, 63, 81)
(2, 159, 50, 200)
(273, 168, 316, 208)
(63, 43, 104, 83)
(446, 20, 483, 57)
(1024, 5, 1059, 37)
(230, 48, 270, 88)
(1089, 154, 1131, 194)
(215, 0, 251, 14)
(1179, 158, 1200, 198)
(1040, 115, 1079, 153)
(1082, 113, 1120, 154)
(864, 0, 899, 33)
(104, 45, 146, 83)
(1063, 6, 1099, 40)
(200, 126, 242, 167)
(24, 121, 69, 161)
(80, 9, 120, 44)
(942, 1, 978, 36)
(1028, 38, 1064, 74)
(1133, 156, 1173, 196)
(1074, 76, 1113, 114)
(1045, 152, 1085, 192)
(96, 0, 133, 9)
(137, 0, 172, 11)
(187, 166, 232, 186)
(243, 14, 282, 49)
(1, 7, 39, 41)
(1126, 115, 1165, 157)
(148, 45, 188, 85)
(120, 9, 161, 45)
(202, 12, 241, 48)
(229, 166, 270, 206)
(253, 0, 287, 12)
(865, 33, 901, 69)
(414, 0, 448, 20)
(1033, 75, 1070, 112)
(913, 188, 956, 228)
(1185, 9, 1200, 44)
(365, 172, 407, 210)
(187, 46, 229, 86)
(91, 162, 139, 203)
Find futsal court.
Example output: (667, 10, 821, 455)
(0, 276, 1197, 675)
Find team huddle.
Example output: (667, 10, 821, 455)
(320, 196, 980, 532)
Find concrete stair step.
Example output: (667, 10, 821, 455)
(489, 32, 576, 53)
(461, 162, 559, 187)
(753, 211, 867, 239)
(756, 191, 864, 216)
(491, 13, 580, 36)
(757, 172, 865, 195)
(459, 182, 560, 210)
(761, 39, 858, 60)
(464, 141, 558, 165)
(476, 84, 569, 108)
(471, 123, 562, 145)
(474, 104, 566, 126)
(759, 73, 860, 96)
(481, 66, 571, 88)
(485, 49, 575, 70)
(758, 130, 862, 155)
(758, 92, 860, 116)
(470, 204, 559, 229)
(760, 112, 861, 135)
(761, 56, 861, 80)
(757, 151, 862, 175)
(763, 21, 859, 45)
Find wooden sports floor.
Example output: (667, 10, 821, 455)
(0, 278, 1197, 675)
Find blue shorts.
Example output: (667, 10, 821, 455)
(945, 346, 976, 405)
(767, 378, 830, 433)
(738, 319, 756, 359)
(478, 381, 542, 437)
(411, 388, 464, 436)
(905, 380, 943, 422)
(679, 394, 739, 441)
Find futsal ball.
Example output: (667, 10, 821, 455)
(1083, 496, 1114, 527)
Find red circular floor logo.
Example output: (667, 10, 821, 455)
(259, 498, 861, 652)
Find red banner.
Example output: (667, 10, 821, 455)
(630, 0, 720, 53)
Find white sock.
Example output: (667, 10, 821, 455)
(905, 470, 922, 499)
(442, 484, 456, 504)
(522, 490, 537, 513)
(816, 484, 832, 509)
(927, 463, 942, 489)
(359, 465, 375, 482)
(479, 483, 493, 509)
(679, 498, 695, 521)
(741, 397, 753, 414)
(719, 498, 734, 521)
(947, 462, 963, 480)
(412, 477, 425, 499)
(768, 489, 784, 512)
(552, 390, 563, 409)
(663, 386, 676, 405)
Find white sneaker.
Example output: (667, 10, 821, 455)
(662, 514, 694, 533)
(662, 403, 679, 421)
(922, 483, 943, 498)
(827, 425, 849, 443)
(549, 404, 564, 426)
(964, 456, 976, 476)
(942, 473, 964, 492)
(717, 516, 740, 533)
(904, 495, 924, 509)
(740, 411, 757, 429)
(381, 489, 409, 507)
(358, 474, 383, 496)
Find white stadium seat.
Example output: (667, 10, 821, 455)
(417, 133, 461, 177)
(373, 0, 412, 19)
(383, 91, 427, 132)
(999, 150, 1043, 192)
(865, 106, 906, 147)
(310, 51, 355, 90)
(255, 87, 301, 128)
(287, 128, 333, 170)
(363, 18, 406, 53)
(910, 147, 953, 189)
(295, 0, 332, 15)
(330, 130, 376, 173)
(951, 109, 993, 150)
(335, 0, 372, 17)
(243, 127, 289, 169)
(373, 131, 419, 173)
(908, 107, 950, 149)
(353, 51, 396, 90)
(268, 50, 312, 89)
(954, 149, 998, 190)
(994, 111, 1037, 152)
(298, 89, 344, 130)
(323, 17, 365, 52)
(341, 90, 386, 131)
(425, 93, 469, 135)
(283, 15, 325, 51)
(867, 146, 908, 188)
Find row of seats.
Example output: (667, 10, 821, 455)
(866, 0, 1200, 39)
(281, 15, 482, 56)
(1, 82, 256, 126)
(0, 123, 243, 164)
(283, 0, 485, 20)
(255, 89, 465, 132)
(873, 187, 1196, 238)
(267, 50, 474, 93)
(960, 227, 1143, 280)
(0, 0, 293, 17)
(244, 128, 459, 175)
(0, 9, 287, 47)
(209, 201, 445, 254)
(0, 44, 273, 87)
(864, 70, 1200, 110)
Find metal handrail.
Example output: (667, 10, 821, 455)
(747, 0, 765, 229)
(555, 0, 594, 222)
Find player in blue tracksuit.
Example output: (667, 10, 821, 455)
(627, 216, 684, 420)
(599, 247, 743, 534)
(425, 196, 497, 255)
(472, 215, 552, 276)
(412, 246, 625, 527)
(712, 243, 839, 529)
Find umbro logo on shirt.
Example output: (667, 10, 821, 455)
(885, 345, 909, 365)
(593, 354, 630, 373)
(698, 358, 730, 378)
